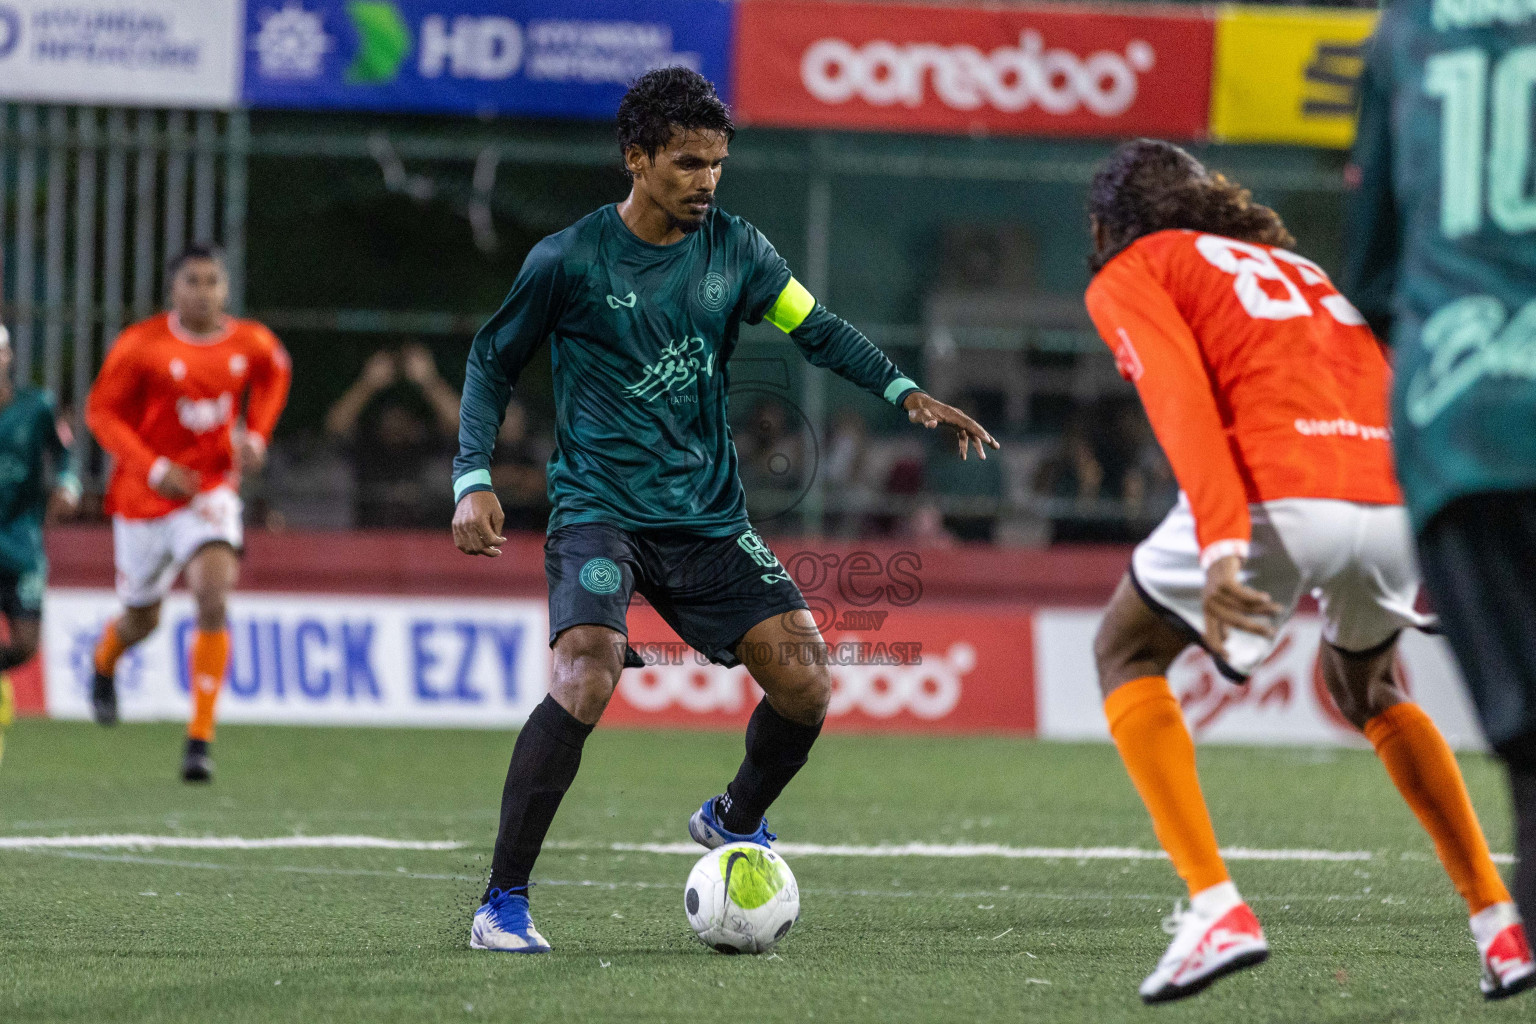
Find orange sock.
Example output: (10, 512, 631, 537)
(1105, 675, 1230, 896)
(1364, 702, 1510, 914)
(93, 620, 127, 676)
(187, 629, 230, 743)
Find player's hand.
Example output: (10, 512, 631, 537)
(236, 432, 268, 473)
(152, 461, 199, 500)
(903, 392, 1000, 461)
(47, 485, 80, 519)
(453, 490, 507, 557)
(361, 350, 397, 391)
(401, 344, 439, 385)
(1201, 554, 1282, 654)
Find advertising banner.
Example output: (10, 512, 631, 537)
(733, 0, 1213, 139)
(242, 0, 733, 117)
(43, 589, 549, 728)
(0, 0, 241, 108)
(602, 604, 1036, 734)
(1035, 609, 1488, 750)
(1209, 7, 1378, 148)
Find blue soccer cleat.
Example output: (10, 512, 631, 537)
(469, 889, 551, 953)
(688, 795, 777, 850)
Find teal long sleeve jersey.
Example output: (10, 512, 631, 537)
(1341, 0, 1536, 533)
(0, 387, 78, 576)
(452, 205, 922, 536)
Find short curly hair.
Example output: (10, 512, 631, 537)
(616, 66, 735, 177)
(1087, 139, 1294, 272)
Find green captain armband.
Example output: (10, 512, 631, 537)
(453, 469, 493, 503)
(764, 277, 817, 333)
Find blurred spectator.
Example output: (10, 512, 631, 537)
(490, 397, 553, 533)
(823, 407, 874, 535)
(897, 498, 957, 547)
(736, 395, 807, 494)
(325, 344, 459, 528)
(1033, 397, 1171, 542)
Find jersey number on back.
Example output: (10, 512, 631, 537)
(1194, 235, 1367, 326)
(1425, 45, 1536, 239)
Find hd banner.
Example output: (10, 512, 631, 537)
(1209, 7, 1378, 148)
(242, 0, 733, 116)
(732, 0, 1214, 140)
(0, 0, 242, 107)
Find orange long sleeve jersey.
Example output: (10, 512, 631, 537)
(1085, 230, 1401, 566)
(86, 313, 292, 520)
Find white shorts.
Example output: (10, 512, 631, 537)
(112, 486, 244, 607)
(1131, 495, 1434, 678)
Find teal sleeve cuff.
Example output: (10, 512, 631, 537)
(453, 469, 493, 503)
(883, 377, 921, 406)
(55, 472, 82, 499)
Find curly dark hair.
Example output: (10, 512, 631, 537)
(1086, 139, 1294, 272)
(616, 67, 735, 177)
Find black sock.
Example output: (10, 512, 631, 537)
(0, 643, 31, 671)
(1510, 763, 1536, 925)
(483, 695, 594, 902)
(719, 697, 823, 834)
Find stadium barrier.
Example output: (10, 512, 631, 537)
(20, 527, 1488, 750)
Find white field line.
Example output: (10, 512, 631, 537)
(9, 849, 1382, 904)
(548, 840, 1381, 863)
(0, 834, 464, 851)
(0, 835, 1513, 864)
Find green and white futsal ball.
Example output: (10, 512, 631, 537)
(684, 842, 800, 954)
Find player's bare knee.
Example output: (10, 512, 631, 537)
(122, 603, 161, 643)
(775, 665, 830, 726)
(550, 628, 623, 723)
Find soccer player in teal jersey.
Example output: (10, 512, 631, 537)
(1343, 0, 1536, 971)
(452, 67, 997, 953)
(0, 324, 81, 764)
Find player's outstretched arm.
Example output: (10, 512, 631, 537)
(902, 391, 999, 461)
(453, 490, 506, 557)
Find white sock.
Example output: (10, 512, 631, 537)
(1190, 880, 1241, 919)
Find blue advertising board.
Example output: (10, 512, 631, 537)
(243, 0, 733, 117)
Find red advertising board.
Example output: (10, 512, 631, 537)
(604, 603, 1036, 734)
(733, 0, 1214, 139)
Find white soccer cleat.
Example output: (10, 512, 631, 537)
(469, 890, 551, 954)
(1139, 882, 1268, 1004)
(1472, 902, 1536, 1000)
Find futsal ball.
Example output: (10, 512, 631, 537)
(684, 842, 800, 954)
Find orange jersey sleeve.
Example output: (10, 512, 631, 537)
(85, 326, 161, 485)
(241, 324, 292, 444)
(1086, 247, 1253, 563)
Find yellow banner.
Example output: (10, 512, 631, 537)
(1210, 7, 1378, 148)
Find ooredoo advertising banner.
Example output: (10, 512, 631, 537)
(0, 0, 242, 108)
(242, 0, 733, 117)
(732, 0, 1214, 139)
(603, 604, 1037, 734)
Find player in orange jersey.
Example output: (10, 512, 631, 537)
(1083, 141, 1533, 1003)
(85, 243, 291, 783)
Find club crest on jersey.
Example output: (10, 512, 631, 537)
(176, 393, 234, 434)
(169, 358, 187, 381)
(696, 272, 729, 313)
(229, 354, 248, 376)
(623, 337, 714, 403)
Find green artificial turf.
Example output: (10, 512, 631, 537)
(0, 719, 1525, 1023)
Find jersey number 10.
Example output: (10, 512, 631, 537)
(1425, 45, 1536, 239)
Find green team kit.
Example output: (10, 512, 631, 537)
(0, 387, 76, 620)
(452, 203, 922, 664)
(453, 203, 918, 536)
(1344, 0, 1536, 532)
(1344, 0, 1536, 793)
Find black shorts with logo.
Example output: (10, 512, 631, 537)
(0, 566, 45, 622)
(545, 522, 809, 668)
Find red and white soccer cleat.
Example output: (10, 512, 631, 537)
(1472, 902, 1536, 1000)
(1139, 882, 1269, 1004)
